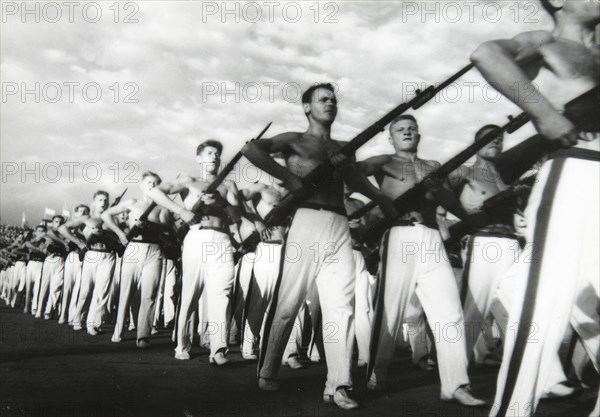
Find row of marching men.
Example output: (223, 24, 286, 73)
(1, 100, 598, 416)
(0, 112, 596, 413)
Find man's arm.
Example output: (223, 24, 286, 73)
(57, 216, 89, 249)
(422, 160, 469, 220)
(344, 162, 397, 219)
(146, 187, 195, 223)
(471, 30, 579, 146)
(157, 176, 195, 195)
(45, 229, 67, 246)
(358, 155, 391, 177)
(101, 200, 134, 245)
(238, 182, 273, 240)
(240, 182, 268, 201)
(242, 133, 303, 192)
(447, 165, 469, 192)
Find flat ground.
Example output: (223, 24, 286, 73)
(0, 302, 596, 417)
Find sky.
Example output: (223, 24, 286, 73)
(1, 0, 554, 226)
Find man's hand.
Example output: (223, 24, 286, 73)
(76, 240, 87, 251)
(134, 219, 148, 229)
(178, 209, 195, 224)
(330, 152, 351, 169)
(379, 197, 398, 220)
(533, 114, 579, 148)
(118, 232, 129, 247)
(579, 131, 600, 142)
(255, 221, 271, 241)
(348, 218, 362, 229)
(200, 192, 218, 206)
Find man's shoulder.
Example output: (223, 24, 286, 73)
(273, 131, 304, 142)
(363, 154, 393, 165)
(420, 158, 440, 169)
(514, 30, 555, 49)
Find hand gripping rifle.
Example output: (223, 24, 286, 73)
(263, 64, 475, 227)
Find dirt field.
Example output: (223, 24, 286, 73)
(0, 302, 596, 417)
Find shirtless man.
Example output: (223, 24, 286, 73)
(448, 127, 515, 362)
(58, 191, 117, 334)
(35, 215, 67, 320)
(243, 83, 393, 410)
(102, 171, 170, 348)
(146, 140, 240, 365)
(359, 114, 485, 406)
(450, 127, 574, 397)
(58, 204, 89, 325)
(471, 1, 600, 416)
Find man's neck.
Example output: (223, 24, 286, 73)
(306, 120, 332, 141)
(395, 150, 418, 161)
(199, 170, 217, 183)
(475, 156, 498, 168)
(554, 17, 597, 47)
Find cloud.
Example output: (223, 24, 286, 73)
(1, 1, 554, 224)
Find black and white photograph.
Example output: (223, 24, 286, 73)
(1, 1, 599, 416)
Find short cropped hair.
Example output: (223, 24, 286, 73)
(36, 224, 47, 232)
(51, 215, 65, 223)
(196, 140, 223, 156)
(475, 124, 502, 142)
(540, 0, 560, 16)
(93, 190, 109, 200)
(389, 114, 418, 132)
(75, 204, 90, 214)
(141, 171, 162, 185)
(301, 83, 336, 105)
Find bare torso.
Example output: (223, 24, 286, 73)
(458, 162, 508, 214)
(182, 178, 230, 228)
(285, 133, 346, 209)
(378, 155, 439, 224)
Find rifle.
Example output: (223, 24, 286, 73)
(444, 174, 537, 246)
(359, 112, 531, 247)
(113, 188, 128, 207)
(263, 64, 475, 226)
(176, 122, 272, 239)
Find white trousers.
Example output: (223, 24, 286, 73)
(59, 252, 82, 324)
(368, 224, 470, 399)
(74, 250, 116, 330)
(491, 156, 600, 417)
(353, 250, 376, 364)
(12, 261, 27, 308)
(242, 242, 307, 360)
(258, 208, 356, 395)
(154, 258, 178, 328)
(25, 260, 43, 314)
(37, 255, 65, 318)
(113, 242, 163, 341)
(175, 227, 235, 357)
